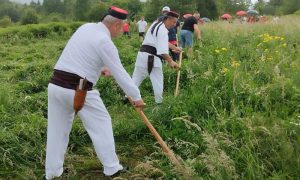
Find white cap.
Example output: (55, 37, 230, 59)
(162, 6, 170, 12)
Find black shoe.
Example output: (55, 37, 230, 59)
(106, 166, 128, 178)
(123, 97, 129, 104)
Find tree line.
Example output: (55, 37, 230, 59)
(0, 0, 299, 27)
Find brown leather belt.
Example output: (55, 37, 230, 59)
(49, 69, 93, 91)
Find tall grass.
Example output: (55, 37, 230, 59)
(0, 16, 299, 179)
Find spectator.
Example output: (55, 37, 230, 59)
(136, 16, 147, 42)
(123, 20, 130, 38)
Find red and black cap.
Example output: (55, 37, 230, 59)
(166, 11, 179, 18)
(101, 6, 128, 21)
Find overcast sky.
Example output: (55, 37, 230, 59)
(10, 0, 41, 4)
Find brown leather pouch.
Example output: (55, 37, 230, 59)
(73, 86, 87, 114)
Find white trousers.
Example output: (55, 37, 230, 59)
(46, 83, 123, 179)
(132, 66, 163, 103)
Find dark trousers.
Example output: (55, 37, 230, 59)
(169, 44, 179, 61)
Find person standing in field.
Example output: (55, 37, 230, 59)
(158, 6, 181, 61)
(180, 12, 201, 56)
(136, 16, 147, 42)
(131, 11, 180, 104)
(45, 6, 144, 179)
(123, 20, 130, 38)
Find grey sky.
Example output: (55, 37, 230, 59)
(10, 0, 43, 4)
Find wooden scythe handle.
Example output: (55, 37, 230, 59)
(174, 51, 183, 97)
(128, 97, 182, 168)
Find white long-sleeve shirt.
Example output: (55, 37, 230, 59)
(135, 21, 169, 68)
(136, 20, 147, 33)
(55, 22, 141, 101)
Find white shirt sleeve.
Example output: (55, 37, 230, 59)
(156, 28, 169, 55)
(97, 40, 142, 101)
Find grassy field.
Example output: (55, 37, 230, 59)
(0, 16, 300, 179)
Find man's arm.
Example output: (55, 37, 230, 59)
(161, 54, 179, 69)
(194, 24, 201, 40)
(168, 43, 182, 53)
(97, 41, 142, 101)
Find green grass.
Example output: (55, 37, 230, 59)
(0, 16, 300, 179)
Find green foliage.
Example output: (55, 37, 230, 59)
(294, 9, 300, 15)
(256, 0, 300, 15)
(21, 9, 39, 25)
(43, 0, 65, 14)
(0, 1, 21, 22)
(74, 0, 90, 21)
(0, 15, 11, 27)
(43, 12, 64, 22)
(216, 0, 251, 15)
(196, 0, 218, 19)
(0, 22, 82, 40)
(1, 0, 299, 25)
(0, 17, 300, 179)
(86, 2, 108, 22)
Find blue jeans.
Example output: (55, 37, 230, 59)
(180, 30, 193, 48)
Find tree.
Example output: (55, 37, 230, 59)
(127, 0, 142, 18)
(280, 0, 300, 14)
(257, 0, 300, 15)
(255, 0, 267, 14)
(216, 0, 251, 15)
(143, 0, 163, 22)
(87, 2, 108, 22)
(62, 0, 76, 20)
(0, 3, 21, 22)
(196, 0, 218, 19)
(21, 9, 39, 25)
(74, 0, 90, 21)
(0, 15, 12, 27)
(43, 0, 64, 14)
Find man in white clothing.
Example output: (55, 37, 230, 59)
(45, 6, 144, 179)
(136, 16, 147, 41)
(132, 11, 180, 104)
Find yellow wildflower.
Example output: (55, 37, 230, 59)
(221, 48, 227, 51)
(231, 61, 240, 68)
(215, 49, 220, 53)
(263, 39, 269, 43)
(274, 36, 281, 40)
(221, 67, 229, 74)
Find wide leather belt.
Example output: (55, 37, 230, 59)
(140, 45, 163, 60)
(50, 69, 93, 91)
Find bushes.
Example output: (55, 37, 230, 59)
(0, 22, 83, 40)
(21, 9, 39, 25)
(0, 16, 12, 28)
